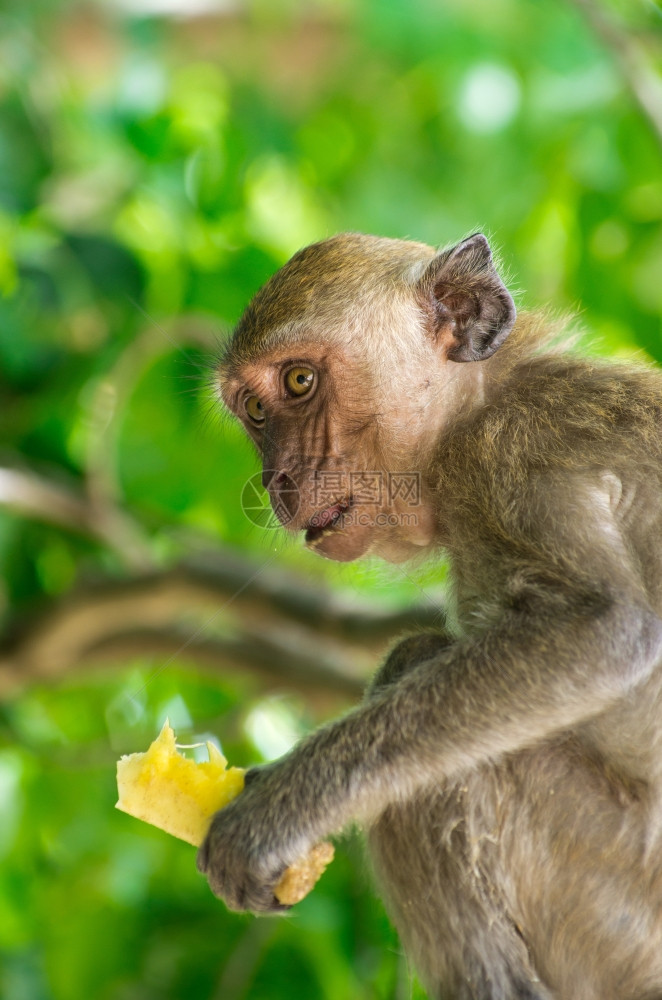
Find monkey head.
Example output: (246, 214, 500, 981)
(216, 232, 516, 563)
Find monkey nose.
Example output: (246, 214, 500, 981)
(261, 469, 301, 527)
(262, 469, 288, 490)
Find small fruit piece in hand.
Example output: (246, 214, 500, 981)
(273, 841, 336, 905)
(115, 721, 334, 905)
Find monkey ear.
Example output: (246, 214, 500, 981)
(419, 234, 516, 362)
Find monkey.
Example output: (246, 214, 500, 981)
(198, 231, 662, 1000)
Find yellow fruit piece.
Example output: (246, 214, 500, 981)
(115, 721, 334, 905)
(274, 841, 336, 905)
(116, 720, 245, 847)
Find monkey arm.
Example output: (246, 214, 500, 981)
(198, 573, 662, 913)
(359, 591, 662, 781)
(314, 488, 662, 827)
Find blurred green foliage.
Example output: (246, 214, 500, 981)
(0, 0, 661, 997)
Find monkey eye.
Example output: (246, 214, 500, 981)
(244, 395, 265, 424)
(285, 366, 315, 397)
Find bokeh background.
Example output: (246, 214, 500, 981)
(1, 1, 661, 998)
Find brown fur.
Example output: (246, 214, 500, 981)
(200, 233, 662, 1000)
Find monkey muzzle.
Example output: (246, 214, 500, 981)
(304, 498, 353, 547)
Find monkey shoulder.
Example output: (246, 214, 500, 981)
(438, 354, 662, 515)
(435, 355, 662, 610)
(491, 355, 662, 463)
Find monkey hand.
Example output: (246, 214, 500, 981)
(196, 762, 314, 914)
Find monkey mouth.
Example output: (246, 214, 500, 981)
(304, 498, 353, 547)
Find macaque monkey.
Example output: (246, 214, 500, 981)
(199, 232, 662, 1000)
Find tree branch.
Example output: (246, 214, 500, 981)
(74, 627, 365, 699)
(0, 552, 445, 699)
(0, 466, 152, 571)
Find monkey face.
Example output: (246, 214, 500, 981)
(217, 340, 441, 563)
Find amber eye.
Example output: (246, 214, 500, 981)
(285, 366, 315, 397)
(245, 395, 265, 423)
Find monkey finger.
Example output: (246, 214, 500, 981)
(195, 835, 212, 876)
(205, 859, 290, 914)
